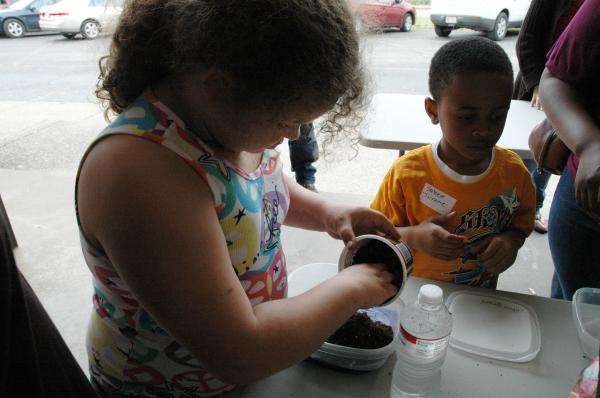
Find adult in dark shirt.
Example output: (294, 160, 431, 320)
(513, 0, 584, 233)
(540, 0, 600, 300)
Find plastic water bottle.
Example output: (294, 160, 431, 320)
(391, 284, 453, 398)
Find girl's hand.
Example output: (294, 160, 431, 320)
(575, 142, 600, 221)
(409, 212, 467, 260)
(469, 231, 524, 275)
(324, 205, 401, 245)
(335, 263, 399, 308)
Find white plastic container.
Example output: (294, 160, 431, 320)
(573, 287, 600, 359)
(287, 262, 404, 371)
(391, 284, 452, 398)
(445, 290, 541, 362)
(339, 234, 413, 305)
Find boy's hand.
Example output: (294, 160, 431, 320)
(411, 212, 467, 260)
(469, 231, 525, 275)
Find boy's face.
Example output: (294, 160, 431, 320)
(425, 71, 513, 171)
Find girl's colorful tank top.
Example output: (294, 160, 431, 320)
(75, 92, 289, 397)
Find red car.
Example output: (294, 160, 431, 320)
(349, 0, 417, 32)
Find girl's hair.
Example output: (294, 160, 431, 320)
(96, 0, 367, 143)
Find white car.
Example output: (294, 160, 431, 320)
(39, 0, 122, 39)
(430, 0, 531, 41)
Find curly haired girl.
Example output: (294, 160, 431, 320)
(77, 1, 399, 396)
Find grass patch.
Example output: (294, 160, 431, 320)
(410, 0, 431, 4)
(414, 17, 433, 29)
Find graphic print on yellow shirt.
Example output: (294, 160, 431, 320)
(371, 144, 535, 287)
(450, 188, 521, 286)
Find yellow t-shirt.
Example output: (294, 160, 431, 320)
(371, 144, 535, 287)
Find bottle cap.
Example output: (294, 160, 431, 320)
(418, 284, 443, 306)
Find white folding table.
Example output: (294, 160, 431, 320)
(230, 277, 590, 398)
(359, 93, 547, 159)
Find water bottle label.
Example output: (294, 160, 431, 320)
(400, 326, 449, 359)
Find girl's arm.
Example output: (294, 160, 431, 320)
(77, 136, 397, 385)
(283, 174, 400, 243)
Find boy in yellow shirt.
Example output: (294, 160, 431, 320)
(371, 37, 535, 288)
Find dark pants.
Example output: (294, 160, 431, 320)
(548, 169, 600, 300)
(0, 195, 17, 248)
(523, 158, 551, 212)
(288, 123, 318, 184)
(0, 217, 97, 397)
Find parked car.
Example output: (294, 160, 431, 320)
(430, 0, 531, 41)
(349, 0, 417, 32)
(39, 0, 122, 39)
(0, 0, 59, 38)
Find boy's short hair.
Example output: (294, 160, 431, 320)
(428, 36, 513, 100)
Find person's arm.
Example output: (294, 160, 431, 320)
(368, 158, 466, 257)
(515, 0, 558, 95)
(540, 69, 600, 159)
(283, 174, 400, 243)
(469, 162, 535, 274)
(77, 135, 398, 385)
(469, 230, 526, 275)
(397, 213, 467, 261)
(540, 0, 600, 216)
(540, 69, 600, 217)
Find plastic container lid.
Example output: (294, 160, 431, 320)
(287, 262, 402, 371)
(445, 291, 541, 363)
(572, 287, 600, 359)
(419, 284, 443, 306)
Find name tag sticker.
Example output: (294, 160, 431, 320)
(419, 183, 456, 214)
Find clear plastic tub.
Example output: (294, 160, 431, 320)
(572, 287, 600, 359)
(310, 304, 403, 371)
(287, 263, 403, 371)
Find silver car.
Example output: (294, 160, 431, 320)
(38, 0, 122, 39)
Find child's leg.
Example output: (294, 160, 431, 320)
(288, 123, 318, 186)
(523, 158, 551, 212)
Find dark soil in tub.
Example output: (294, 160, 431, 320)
(351, 239, 404, 288)
(327, 312, 393, 349)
